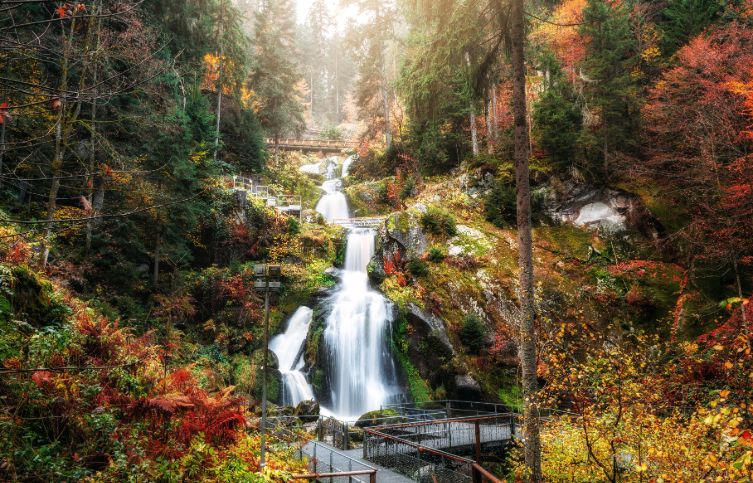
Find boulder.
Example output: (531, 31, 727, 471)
(545, 182, 663, 238)
(355, 408, 404, 428)
(294, 399, 320, 423)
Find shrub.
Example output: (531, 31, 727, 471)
(421, 207, 458, 237)
(459, 314, 488, 355)
(400, 176, 416, 199)
(407, 259, 429, 278)
(286, 216, 300, 235)
(426, 246, 446, 263)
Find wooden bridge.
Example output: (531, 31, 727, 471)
(267, 138, 359, 154)
(331, 217, 387, 228)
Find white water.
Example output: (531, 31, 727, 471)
(341, 155, 356, 177)
(315, 179, 349, 222)
(323, 229, 400, 420)
(281, 155, 403, 419)
(269, 306, 315, 406)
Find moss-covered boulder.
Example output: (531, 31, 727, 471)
(354, 408, 405, 428)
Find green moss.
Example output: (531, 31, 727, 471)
(498, 384, 523, 412)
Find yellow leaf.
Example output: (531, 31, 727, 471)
(714, 344, 725, 351)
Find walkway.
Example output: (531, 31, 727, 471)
(301, 440, 413, 483)
(267, 138, 358, 153)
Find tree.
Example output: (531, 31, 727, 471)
(580, 0, 640, 179)
(251, 0, 305, 142)
(659, 0, 722, 54)
(533, 52, 583, 167)
(511, 0, 542, 478)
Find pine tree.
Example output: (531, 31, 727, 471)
(580, 0, 640, 179)
(251, 0, 305, 142)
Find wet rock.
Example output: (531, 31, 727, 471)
(294, 399, 320, 423)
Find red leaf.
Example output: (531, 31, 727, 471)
(31, 370, 54, 387)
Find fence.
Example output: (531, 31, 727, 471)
(362, 414, 517, 483)
(264, 416, 377, 482)
(317, 410, 448, 451)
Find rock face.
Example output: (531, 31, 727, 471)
(370, 207, 428, 282)
(406, 303, 455, 355)
(385, 209, 428, 258)
(546, 182, 662, 238)
(448, 225, 492, 257)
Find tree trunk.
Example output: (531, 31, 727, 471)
(153, 227, 161, 287)
(214, 19, 224, 162)
(0, 121, 6, 187)
(734, 258, 750, 343)
(465, 52, 480, 157)
(511, 0, 542, 479)
(486, 96, 494, 154)
(492, 85, 499, 141)
(86, 5, 102, 252)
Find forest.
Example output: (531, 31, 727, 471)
(0, 0, 752, 481)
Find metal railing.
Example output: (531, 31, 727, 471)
(229, 175, 303, 219)
(363, 414, 517, 483)
(331, 217, 386, 228)
(317, 410, 448, 451)
(266, 138, 359, 150)
(263, 416, 377, 482)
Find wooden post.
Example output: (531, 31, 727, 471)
(474, 420, 482, 463)
(369, 471, 377, 483)
(472, 465, 483, 483)
(343, 421, 349, 450)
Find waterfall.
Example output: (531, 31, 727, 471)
(341, 155, 356, 177)
(322, 229, 401, 420)
(315, 179, 349, 222)
(269, 306, 315, 406)
(280, 154, 403, 420)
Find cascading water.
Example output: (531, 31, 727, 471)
(341, 155, 356, 177)
(271, 154, 403, 420)
(322, 229, 400, 419)
(269, 306, 315, 406)
(315, 179, 349, 222)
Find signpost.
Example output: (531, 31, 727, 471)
(255, 263, 281, 470)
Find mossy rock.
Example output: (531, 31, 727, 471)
(354, 408, 405, 428)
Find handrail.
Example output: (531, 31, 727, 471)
(373, 413, 516, 431)
(471, 463, 503, 483)
(292, 470, 376, 482)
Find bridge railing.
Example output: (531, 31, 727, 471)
(362, 415, 515, 483)
(263, 416, 377, 483)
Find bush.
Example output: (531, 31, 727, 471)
(421, 207, 458, 237)
(426, 246, 446, 263)
(407, 259, 429, 278)
(286, 217, 300, 235)
(485, 179, 516, 228)
(459, 314, 488, 355)
(400, 176, 416, 199)
(485, 179, 547, 228)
